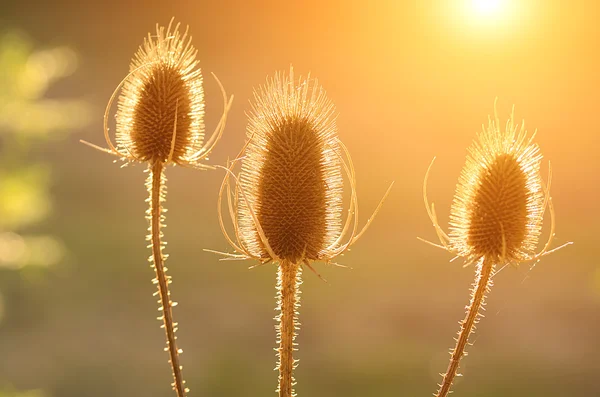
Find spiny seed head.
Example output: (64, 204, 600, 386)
(448, 108, 545, 264)
(115, 21, 205, 164)
(238, 68, 343, 264)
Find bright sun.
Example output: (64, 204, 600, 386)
(472, 0, 503, 17)
(453, 0, 521, 34)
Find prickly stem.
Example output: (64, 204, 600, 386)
(436, 257, 494, 397)
(148, 161, 187, 397)
(276, 260, 302, 397)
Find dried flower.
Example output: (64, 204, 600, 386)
(115, 22, 205, 165)
(238, 69, 343, 264)
(211, 67, 392, 397)
(421, 102, 570, 397)
(81, 19, 233, 397)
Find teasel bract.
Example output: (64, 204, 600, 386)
(82, 20, 233, 397)
(211, 67, 392, 397)
(420, 103, 571, 397)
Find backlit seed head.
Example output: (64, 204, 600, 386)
(448, 108, 545, 264)
(115, 21, 205, 164)
(237, 68, 343, 263)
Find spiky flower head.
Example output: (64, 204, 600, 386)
(422, 104, 570, 397)
(115, 20, 205, 165)
(237, 68, 343, 264)
(448, 107, 545, 265)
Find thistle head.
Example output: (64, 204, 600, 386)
(81, 19, 232, 169)
(213, 68, 392, 267)
(238, 68, 343, 263)
(449, 108, 545, 264)
(422, 103, 568, 266)
(115, 20, 205, 165)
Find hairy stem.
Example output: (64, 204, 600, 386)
(276, 260, 302, 397)
(436, 257, 494, 397)
(148, 161, 186, 397)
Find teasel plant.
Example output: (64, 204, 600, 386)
(81, 20, 233, 397)
(419, 102, 571, 397)
(208, 67, 393, 397)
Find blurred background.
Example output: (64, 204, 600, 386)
(0, 1, 598, 396)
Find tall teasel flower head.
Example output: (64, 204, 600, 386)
(115, 22, 205, 164)
(449, 110, 545, 264)
(215, 66, 392, 268)
(422, 103, 569, 267)
(421, 102, 570, 397)
(238, 69, 343, 264)
(212, 67, 392, 397)
(82, 19, 233, 168)
(81, 19, 233, 397)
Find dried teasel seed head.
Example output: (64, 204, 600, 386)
(237, 68, 343, 264)
(422, 104, 570, 397)
(448, 107, 545, 264)
(115, 20, 205, 164)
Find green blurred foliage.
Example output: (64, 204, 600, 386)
(0, 165, 51, 230)
(0, 35, 91, 397)
(0, 33, 89, 138)
(0, 32, 89, 276)
(0, 387, 45, 397)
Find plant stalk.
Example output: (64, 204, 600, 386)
(149, 160, 186, 397)
(276, 260, 302, 397)
(436, 257, 494, 397)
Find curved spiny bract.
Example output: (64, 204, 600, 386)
(421, 104, 568, 397)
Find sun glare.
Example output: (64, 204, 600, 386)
(460, 0, 517, 29)
(472, 0, 502, 17)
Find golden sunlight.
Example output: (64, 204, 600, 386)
(471, 0, 502, 17)
(459, 0, 519, 30)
